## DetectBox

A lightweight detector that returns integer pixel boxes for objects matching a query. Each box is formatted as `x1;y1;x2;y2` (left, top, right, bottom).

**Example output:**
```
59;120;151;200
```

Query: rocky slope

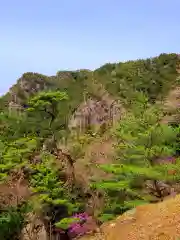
80;194;180;240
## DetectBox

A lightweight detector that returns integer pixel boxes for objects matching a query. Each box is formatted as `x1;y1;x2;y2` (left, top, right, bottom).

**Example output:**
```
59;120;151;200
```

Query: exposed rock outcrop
161;85;180;124
21;213;48;240
68;81;124;134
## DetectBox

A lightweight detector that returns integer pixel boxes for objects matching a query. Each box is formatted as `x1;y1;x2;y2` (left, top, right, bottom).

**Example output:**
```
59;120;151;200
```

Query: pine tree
27;91;69;151
27;90;68;129
91;92;180;222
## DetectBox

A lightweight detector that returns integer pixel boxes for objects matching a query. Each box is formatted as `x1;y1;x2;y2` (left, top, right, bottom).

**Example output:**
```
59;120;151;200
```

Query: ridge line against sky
0;0;180;95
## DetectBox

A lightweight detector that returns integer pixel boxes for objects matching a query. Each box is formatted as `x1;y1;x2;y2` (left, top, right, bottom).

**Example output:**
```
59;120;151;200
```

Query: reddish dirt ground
100;194;180;240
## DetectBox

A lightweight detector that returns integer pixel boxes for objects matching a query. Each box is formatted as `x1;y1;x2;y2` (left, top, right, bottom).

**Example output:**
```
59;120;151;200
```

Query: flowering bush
68;212;89;238
55;212;96;238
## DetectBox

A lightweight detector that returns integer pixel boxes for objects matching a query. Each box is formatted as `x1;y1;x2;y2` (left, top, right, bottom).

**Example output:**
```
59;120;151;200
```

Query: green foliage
28;91;68;128
55;217;80;230
28;91;68;111
0;137;38;182
30;152;75;209
92;93;180;220
97;213;115;223
95;53;179;105
0;53;179;234
0;88;88;236
0;203;30;240
68;133;94;160
0;111;25;142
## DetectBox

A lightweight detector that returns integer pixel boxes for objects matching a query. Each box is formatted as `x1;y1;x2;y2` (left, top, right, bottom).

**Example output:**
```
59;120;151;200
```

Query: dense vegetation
92;93;180;221
95;53;179;103
0;53;180;239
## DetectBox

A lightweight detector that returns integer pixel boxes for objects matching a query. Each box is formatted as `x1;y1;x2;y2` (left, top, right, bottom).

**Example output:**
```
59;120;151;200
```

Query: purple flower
67;212;90;238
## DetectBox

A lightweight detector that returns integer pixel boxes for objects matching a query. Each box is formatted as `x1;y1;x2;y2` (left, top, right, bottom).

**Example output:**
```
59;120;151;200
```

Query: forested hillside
0;53;180;240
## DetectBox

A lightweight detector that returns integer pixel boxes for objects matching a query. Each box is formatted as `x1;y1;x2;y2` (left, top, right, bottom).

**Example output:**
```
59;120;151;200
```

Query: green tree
0;137;38;182
28;91;68;128
94;53;179;104
91;93;180;222
27;91;69;150
0;204;29;240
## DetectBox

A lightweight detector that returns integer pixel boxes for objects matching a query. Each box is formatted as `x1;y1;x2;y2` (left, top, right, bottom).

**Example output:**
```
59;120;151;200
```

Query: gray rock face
21;213;48;240
69;97;123;133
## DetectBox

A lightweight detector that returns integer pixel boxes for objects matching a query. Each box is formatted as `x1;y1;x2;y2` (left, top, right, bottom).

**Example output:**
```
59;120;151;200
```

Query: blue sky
0;0;180;95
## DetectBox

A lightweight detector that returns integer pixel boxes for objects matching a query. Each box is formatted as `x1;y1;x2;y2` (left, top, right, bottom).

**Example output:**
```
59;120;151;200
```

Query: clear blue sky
0;0;180;95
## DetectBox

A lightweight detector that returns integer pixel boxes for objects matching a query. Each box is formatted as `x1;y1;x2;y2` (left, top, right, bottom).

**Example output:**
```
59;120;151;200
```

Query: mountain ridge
2;53;179;107
1;52;180;240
